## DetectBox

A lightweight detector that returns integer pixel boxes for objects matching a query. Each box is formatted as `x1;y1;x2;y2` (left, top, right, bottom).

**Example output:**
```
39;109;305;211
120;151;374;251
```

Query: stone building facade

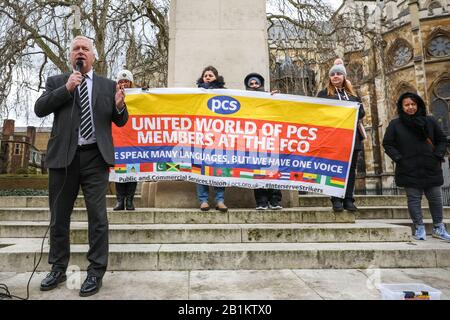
332;0;450;191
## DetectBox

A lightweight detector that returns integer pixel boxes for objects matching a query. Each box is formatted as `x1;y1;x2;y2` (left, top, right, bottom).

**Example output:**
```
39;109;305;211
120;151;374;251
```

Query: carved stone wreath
428;36;450;57
393;46;413;67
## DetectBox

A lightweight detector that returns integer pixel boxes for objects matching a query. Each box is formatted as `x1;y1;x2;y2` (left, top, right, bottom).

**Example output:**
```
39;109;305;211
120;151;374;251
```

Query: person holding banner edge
196;66;228;212
317;63;365;212
113;69;137;211
244;73;283;210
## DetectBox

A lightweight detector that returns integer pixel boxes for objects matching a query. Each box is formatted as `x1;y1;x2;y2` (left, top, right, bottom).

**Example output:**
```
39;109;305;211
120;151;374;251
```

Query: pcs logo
207;96;240;115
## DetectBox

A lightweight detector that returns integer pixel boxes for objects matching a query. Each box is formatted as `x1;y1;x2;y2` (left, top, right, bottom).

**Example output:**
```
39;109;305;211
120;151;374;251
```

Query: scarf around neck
399;112;428;140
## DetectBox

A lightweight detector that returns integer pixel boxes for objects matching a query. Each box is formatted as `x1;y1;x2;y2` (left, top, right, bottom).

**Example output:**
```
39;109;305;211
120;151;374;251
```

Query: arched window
428;1;442;15
430;78;450;135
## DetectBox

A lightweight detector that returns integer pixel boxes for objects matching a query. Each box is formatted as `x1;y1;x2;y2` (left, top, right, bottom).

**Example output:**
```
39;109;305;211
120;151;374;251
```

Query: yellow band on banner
125;92;357;130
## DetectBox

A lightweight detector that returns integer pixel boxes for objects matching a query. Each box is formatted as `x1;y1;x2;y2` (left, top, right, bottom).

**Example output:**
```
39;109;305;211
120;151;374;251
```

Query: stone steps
0;221;411;244
1;195;448;272
355;207;450;219
1;237;448;272
1;207;448;223
0;194;425;208
0;208;354;224
298;195;427;207
365;219;450;235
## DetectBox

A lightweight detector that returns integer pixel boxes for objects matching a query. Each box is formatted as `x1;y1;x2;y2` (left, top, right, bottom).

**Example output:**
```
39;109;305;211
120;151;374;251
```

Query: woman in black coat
383;92;450;241
317;64;365;212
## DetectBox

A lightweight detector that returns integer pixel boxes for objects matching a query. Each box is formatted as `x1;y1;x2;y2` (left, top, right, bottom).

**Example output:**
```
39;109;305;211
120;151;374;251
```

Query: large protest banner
110;88;359;198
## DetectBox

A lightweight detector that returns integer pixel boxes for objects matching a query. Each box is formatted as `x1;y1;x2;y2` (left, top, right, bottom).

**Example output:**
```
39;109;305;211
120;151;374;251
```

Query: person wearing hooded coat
317;64;365;212
383;92;450;241
195;66;228;212
244;73;283;210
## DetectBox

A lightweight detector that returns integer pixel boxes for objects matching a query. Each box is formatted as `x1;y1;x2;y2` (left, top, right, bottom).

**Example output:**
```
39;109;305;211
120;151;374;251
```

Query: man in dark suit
35;35;128;297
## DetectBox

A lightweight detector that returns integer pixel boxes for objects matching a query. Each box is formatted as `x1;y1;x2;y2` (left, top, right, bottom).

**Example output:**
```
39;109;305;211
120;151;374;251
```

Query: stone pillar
168;0;270;89
409;0;428;102
140;0;299;208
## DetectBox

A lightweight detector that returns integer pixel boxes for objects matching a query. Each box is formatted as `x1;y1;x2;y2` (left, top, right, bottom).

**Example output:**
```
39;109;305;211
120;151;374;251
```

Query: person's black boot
113;196;125;211
343;198;357;212
330;198;343;212
126;196;135;210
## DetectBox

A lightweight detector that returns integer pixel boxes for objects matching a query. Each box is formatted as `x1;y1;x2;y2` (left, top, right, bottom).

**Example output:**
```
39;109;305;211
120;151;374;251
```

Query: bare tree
1;0;373;124
0;0;170;123
266;0;376;95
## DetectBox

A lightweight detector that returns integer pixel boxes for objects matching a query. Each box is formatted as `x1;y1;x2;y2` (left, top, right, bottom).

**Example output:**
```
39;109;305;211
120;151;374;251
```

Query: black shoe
79;276;102;297
269;202;283;210
113;198;125;211
125;196;135;210
343;199;357;212
331;198;344;212
40;271;67;291
255;203;268;210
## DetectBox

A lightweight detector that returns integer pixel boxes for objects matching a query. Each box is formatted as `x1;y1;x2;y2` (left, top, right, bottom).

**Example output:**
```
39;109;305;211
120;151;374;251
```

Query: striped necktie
79;75;93;140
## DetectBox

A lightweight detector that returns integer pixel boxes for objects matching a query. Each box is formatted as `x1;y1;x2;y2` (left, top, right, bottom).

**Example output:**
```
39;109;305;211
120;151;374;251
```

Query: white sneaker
432;223;450;241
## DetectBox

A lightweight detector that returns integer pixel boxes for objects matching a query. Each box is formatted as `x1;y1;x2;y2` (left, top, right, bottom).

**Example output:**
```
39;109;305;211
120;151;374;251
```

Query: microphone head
75;59;83;72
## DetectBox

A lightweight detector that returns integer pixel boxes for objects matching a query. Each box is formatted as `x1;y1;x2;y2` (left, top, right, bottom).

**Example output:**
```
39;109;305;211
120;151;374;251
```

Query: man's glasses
330;72;343;76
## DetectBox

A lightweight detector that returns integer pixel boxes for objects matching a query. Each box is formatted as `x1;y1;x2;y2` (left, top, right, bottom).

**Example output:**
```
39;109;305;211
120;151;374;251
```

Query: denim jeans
196;184;225;203
404;186;443;226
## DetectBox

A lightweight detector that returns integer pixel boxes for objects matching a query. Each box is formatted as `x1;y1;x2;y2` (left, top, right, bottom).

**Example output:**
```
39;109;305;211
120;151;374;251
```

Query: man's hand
65;71;83;92
115;83;125;110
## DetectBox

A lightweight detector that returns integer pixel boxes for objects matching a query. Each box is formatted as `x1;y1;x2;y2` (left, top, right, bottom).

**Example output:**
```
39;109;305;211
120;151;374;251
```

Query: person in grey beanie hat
328;64;347;77
317;61;365;213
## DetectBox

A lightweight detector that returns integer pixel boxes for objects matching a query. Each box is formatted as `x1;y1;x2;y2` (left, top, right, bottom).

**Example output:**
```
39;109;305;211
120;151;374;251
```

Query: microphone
75;59;83;72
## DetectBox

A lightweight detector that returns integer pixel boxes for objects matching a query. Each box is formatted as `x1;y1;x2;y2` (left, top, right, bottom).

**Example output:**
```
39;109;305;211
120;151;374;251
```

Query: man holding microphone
35;35;128;297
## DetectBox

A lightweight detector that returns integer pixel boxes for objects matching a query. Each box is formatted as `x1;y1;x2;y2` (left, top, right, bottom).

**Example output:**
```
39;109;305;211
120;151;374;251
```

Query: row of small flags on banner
113;162;345;188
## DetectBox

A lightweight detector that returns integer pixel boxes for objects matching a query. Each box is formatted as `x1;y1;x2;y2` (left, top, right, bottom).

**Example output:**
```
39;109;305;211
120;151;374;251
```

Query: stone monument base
141;181;299;208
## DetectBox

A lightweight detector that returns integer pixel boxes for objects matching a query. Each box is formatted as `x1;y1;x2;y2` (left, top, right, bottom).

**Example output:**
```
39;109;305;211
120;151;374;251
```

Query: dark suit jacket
35;72;128;168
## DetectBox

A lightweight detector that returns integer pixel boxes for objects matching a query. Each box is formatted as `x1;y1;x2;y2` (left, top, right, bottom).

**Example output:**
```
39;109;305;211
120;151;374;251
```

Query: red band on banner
113;115;354;162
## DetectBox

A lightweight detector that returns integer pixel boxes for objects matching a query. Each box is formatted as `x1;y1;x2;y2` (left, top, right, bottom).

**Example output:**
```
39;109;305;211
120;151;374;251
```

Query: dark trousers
115;182;137;198
48;145;109;278
331;151;359;202
254;189;282;205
